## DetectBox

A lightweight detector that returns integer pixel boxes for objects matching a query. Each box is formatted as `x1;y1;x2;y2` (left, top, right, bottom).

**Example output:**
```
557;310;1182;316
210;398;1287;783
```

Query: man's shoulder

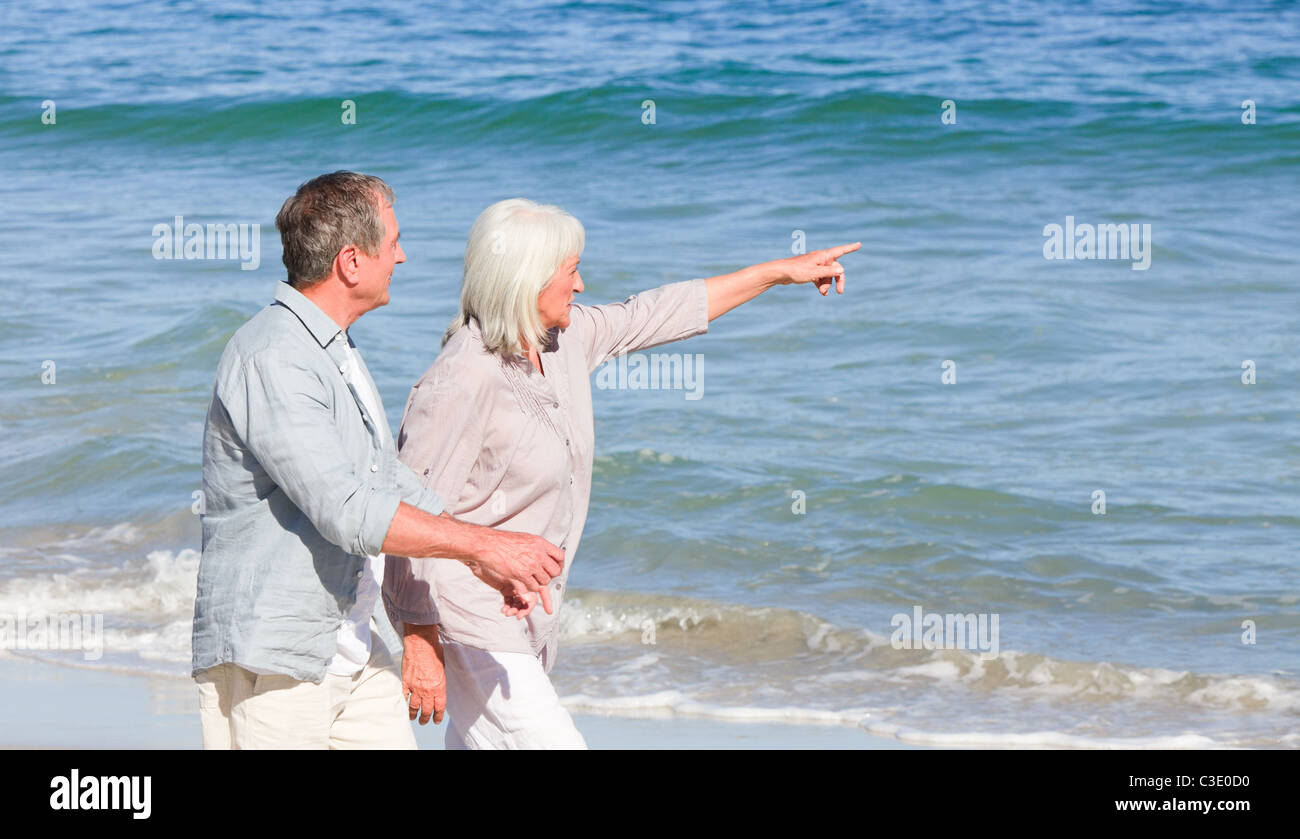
214;302;322;387
227;300;308;352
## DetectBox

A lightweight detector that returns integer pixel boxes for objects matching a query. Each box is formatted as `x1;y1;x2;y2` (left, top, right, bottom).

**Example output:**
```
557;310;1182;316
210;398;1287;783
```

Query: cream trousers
196;631;416;750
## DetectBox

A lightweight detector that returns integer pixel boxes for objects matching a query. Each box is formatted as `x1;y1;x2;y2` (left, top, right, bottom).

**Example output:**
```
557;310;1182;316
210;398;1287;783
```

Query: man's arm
223;348;562;604
382;503;561;614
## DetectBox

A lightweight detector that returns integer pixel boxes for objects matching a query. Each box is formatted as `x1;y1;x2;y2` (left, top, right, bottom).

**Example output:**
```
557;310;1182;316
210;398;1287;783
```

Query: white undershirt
325;340;389;677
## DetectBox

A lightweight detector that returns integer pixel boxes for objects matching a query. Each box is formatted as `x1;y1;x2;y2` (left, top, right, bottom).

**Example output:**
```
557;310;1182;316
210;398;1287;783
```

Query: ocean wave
557;591;1300;721
5;86;1294;161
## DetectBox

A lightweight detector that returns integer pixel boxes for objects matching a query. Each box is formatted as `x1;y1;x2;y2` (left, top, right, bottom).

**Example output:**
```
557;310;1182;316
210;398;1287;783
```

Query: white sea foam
0;548;198;617
561;691;869;726
0;547;198;668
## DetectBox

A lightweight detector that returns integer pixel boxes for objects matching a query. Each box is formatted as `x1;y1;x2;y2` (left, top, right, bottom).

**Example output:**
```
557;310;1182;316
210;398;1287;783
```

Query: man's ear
336;244;360;286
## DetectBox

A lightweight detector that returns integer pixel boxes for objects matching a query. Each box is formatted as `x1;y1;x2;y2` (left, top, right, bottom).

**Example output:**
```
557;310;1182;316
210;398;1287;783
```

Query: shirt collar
273;282;345;348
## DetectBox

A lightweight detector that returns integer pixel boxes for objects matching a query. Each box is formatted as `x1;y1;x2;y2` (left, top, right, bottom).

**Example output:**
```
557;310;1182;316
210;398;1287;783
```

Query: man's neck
299;282;361;331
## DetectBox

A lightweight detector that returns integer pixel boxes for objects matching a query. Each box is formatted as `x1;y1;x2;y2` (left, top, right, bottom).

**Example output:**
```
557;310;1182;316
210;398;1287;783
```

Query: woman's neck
522;343;544;377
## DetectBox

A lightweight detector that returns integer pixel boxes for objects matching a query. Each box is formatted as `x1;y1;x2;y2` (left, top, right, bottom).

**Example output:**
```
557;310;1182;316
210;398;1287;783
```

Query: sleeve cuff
382;590;441;628
688;277;710;335
360;481;444;558
411;485;446;518
358;488;404;558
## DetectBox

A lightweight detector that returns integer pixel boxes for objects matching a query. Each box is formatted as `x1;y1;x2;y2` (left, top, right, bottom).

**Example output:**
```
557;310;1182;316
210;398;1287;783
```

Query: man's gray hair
275;171;394;288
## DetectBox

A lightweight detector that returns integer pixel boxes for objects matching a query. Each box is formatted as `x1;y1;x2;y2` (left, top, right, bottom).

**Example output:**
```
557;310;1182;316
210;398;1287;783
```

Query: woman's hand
402;622;447;725
776;241;861;295
705;241;861;321
500;588;544;619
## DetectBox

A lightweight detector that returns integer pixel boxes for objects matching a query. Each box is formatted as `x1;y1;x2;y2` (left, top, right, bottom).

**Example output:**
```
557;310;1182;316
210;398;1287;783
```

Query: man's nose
574;274;583;293
396;243;406;264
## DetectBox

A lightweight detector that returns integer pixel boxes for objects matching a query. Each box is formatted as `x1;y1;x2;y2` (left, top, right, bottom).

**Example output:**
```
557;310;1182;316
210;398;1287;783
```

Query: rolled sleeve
221;348;404;558
381;573;440;626
395;460;446;518
570;278;710;373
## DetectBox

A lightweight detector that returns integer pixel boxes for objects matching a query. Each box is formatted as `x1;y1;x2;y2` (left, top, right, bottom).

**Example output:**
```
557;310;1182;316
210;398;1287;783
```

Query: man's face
538;253;583;330
355;202;405;311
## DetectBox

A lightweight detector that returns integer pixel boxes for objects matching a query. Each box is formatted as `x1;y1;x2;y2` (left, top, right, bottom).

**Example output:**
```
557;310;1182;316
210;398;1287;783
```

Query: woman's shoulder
414;320;503;393
399;328;503;442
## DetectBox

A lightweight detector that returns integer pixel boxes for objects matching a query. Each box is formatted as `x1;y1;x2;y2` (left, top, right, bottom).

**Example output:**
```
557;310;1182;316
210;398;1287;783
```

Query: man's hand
380;506;565;621
468;529;564;618
402;623;446;725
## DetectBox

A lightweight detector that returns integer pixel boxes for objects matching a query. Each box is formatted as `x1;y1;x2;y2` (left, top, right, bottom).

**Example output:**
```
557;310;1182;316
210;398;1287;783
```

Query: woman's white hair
444;198;585;357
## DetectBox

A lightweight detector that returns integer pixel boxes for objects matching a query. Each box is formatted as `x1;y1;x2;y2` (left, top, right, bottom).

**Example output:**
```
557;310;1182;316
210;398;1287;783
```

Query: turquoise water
1;1;1297;746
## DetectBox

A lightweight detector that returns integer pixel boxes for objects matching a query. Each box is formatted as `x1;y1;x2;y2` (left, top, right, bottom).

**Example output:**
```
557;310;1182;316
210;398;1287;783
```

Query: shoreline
0;654;929;750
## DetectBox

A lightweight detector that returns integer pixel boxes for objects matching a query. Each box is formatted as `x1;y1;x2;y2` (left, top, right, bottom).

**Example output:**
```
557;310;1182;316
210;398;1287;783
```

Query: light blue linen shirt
192;282;444;683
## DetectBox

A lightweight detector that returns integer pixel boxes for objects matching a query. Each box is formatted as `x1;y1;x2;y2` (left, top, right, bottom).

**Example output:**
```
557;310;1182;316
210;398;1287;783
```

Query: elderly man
192;171;564;749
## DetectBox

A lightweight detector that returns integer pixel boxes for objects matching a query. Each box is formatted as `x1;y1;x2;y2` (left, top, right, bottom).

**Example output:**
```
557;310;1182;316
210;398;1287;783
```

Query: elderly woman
383;198;858;749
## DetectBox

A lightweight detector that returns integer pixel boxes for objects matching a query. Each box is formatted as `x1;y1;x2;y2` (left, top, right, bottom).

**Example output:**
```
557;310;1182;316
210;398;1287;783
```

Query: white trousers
196;632;416;750
443;642;587;750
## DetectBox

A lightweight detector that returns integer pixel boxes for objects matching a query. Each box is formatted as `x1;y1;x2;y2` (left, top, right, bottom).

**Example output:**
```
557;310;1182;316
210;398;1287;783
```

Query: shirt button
356;571;363;579
369;464;378;472
569;476;574;485
565;439;570;446
553;402;559;408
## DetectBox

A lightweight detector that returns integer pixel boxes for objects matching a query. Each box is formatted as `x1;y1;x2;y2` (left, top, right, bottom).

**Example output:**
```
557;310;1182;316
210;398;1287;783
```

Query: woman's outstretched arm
705;241;861;321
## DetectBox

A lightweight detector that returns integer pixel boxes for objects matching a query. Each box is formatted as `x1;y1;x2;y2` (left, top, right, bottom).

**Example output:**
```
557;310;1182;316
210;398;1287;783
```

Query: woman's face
537;254;583;330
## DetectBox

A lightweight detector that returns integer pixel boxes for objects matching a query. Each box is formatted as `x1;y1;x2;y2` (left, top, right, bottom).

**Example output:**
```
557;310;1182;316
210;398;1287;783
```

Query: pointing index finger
824;242;861;260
